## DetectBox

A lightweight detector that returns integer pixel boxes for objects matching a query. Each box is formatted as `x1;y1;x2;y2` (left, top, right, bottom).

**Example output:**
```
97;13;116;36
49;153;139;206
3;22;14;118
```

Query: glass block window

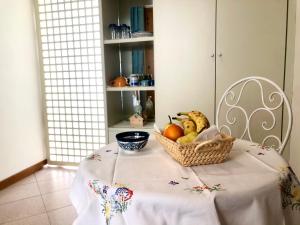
36;0;106;163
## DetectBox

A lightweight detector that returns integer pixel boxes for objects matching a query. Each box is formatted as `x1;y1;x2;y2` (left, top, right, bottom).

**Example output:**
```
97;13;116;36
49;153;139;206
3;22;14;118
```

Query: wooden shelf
106;86;155;91
104;36;154;45
109;120;155;131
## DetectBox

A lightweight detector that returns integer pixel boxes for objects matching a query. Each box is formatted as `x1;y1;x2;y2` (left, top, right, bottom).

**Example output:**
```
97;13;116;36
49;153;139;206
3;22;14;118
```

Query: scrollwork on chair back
216;76;292;154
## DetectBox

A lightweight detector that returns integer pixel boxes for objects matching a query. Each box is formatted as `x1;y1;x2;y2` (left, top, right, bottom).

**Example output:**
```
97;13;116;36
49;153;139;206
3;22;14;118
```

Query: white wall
290;0;300;177
0;0;47;181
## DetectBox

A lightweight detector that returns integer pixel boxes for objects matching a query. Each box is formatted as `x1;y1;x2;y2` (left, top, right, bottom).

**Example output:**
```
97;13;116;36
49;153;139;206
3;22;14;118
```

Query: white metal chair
216;76;292;154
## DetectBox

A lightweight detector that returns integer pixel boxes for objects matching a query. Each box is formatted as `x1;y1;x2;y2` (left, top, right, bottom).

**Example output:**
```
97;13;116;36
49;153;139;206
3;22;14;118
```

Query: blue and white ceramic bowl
116;131;149;152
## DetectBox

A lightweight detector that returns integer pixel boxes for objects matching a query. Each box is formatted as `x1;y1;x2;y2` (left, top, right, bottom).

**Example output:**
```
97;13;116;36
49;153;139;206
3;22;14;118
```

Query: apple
163;116;184;141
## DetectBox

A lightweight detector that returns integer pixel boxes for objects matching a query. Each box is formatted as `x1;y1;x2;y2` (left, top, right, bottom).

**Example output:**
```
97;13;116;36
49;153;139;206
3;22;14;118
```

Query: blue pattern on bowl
116;131;149;152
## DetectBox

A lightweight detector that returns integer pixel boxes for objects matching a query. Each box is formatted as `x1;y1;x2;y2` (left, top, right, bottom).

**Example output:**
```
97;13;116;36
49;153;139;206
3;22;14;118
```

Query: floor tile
42;189;71;211
47;206;77;225
37;176;74;195
11;175;36;187
0;196;45;224
0;183;40;205
35;166;77;182
0;213;50;225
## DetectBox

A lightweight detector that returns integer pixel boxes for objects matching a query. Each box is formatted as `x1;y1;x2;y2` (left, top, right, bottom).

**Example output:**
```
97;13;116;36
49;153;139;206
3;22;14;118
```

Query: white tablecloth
70;137;300;225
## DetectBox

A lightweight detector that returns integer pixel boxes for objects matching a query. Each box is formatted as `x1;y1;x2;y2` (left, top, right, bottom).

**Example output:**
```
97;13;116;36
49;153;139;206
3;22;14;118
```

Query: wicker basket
154;132;235;167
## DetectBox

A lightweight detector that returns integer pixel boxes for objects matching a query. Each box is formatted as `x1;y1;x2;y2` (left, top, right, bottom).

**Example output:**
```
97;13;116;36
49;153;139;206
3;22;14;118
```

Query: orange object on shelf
110;75;128;87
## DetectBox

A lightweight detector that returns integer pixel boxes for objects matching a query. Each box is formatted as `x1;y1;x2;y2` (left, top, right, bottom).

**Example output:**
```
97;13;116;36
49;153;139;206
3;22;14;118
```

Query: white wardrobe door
216;0;287;145
154;0;216;128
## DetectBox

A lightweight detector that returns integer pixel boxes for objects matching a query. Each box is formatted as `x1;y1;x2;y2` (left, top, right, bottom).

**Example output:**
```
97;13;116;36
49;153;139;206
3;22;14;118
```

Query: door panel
216;0;287;146
154;0;216;128
35;0;107;163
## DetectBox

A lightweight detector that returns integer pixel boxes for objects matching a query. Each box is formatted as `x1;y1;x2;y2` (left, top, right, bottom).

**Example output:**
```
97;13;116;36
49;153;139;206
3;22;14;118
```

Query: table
70;136;300;225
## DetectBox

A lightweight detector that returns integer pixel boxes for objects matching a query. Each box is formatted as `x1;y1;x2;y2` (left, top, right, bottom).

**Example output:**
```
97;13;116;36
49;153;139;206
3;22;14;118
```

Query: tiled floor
0;165;78;225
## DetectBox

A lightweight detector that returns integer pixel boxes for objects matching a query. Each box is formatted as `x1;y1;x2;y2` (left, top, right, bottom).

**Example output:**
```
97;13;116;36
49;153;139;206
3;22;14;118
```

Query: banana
292;186;300;201
172;117;196;135
177;111;210;133
176;131;198;144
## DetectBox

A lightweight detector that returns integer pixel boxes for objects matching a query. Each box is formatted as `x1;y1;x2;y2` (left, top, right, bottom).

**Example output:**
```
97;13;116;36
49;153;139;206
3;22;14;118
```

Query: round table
70;137;300;225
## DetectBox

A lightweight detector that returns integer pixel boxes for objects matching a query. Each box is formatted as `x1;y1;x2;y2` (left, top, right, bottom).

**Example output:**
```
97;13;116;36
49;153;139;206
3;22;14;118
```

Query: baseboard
0;159;47;190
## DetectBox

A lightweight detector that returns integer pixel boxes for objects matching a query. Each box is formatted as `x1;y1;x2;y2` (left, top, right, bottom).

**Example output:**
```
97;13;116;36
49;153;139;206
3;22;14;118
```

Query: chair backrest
216;76;292;154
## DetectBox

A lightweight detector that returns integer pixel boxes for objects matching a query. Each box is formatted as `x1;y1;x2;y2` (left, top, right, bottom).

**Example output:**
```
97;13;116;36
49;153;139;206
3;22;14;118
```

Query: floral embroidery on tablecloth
249;143;278;155
89;180;133;225
258;144;274;151
185;184;224;193
169;181;179;185
279;166;300;210
86;153;102;161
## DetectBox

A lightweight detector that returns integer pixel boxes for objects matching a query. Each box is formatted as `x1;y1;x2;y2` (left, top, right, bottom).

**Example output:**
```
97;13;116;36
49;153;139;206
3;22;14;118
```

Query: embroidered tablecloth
70;137;300;225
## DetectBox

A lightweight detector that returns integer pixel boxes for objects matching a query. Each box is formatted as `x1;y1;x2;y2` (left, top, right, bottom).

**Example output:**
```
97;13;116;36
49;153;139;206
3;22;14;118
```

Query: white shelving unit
109;120;154;130
104;36;154;45
106;86;155;91
101;0;155;143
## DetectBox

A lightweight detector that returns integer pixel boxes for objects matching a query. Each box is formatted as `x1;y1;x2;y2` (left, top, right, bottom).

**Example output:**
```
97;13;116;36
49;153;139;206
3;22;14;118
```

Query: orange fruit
163;116;184;141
